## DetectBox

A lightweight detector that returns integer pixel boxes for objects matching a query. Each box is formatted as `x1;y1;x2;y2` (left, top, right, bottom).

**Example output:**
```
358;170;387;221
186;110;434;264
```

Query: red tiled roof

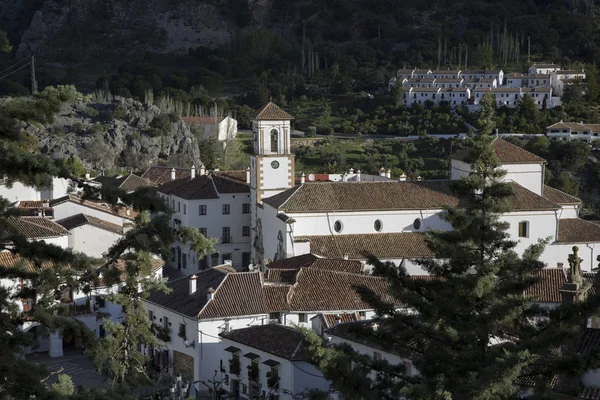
265;269;298;284
199;271;267;319
1;216;69;239
579;386;600;399
49;194;137;220
0;250;65;272
557;219;600;243
451;138;546;164
295;233;435;260
267;254;319;270
254;102;294;120
220;324;311;361
267;254;363;274
288;268;393;312
543;185;582;205
141;166;192;186
157;175;219;200
577;328;600;354
263;285;292;312
524;268;567;303
56;214;124;235
16;200;51;209
211;171;249;193
321;312;359;328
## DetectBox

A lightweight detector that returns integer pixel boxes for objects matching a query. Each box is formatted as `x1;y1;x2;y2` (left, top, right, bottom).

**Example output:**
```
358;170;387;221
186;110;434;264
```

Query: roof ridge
195;270;231;318
290;337;305;360
19;217;65;234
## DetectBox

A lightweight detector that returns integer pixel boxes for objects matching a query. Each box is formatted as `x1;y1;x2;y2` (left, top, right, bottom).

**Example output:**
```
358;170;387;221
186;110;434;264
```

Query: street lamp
170;373;190;400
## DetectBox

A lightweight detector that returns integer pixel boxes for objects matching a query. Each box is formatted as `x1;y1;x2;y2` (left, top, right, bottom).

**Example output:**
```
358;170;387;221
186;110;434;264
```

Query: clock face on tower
271;160;280;169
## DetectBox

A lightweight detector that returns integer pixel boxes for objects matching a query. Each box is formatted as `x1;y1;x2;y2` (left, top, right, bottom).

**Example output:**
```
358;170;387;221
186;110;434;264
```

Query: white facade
0;181;41;203
52;200;133;225
546;122;600;143
66;224;123;258
529;64;561;75
219;333;330;399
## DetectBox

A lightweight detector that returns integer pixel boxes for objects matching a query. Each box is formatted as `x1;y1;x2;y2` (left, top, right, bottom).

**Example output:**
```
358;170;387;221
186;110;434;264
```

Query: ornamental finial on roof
568;246;583;284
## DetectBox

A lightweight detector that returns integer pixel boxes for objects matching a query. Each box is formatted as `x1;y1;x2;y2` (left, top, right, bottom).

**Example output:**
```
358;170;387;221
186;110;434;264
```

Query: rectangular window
242;252;251;269
211;253;219;266
183;204;186;215
182;253;187;269
199;256;208;270
97;296;106;308
177;202;180;212
99;324;106;338
223;204;230;215
199;228;208;237
163;316;169;330
172;199;175;209
242;226;250;237
222;227;231;243
199;205;207;215
171;248;176;262
299;313;307;323
148;310;154;321
518;221;529;238
242;203;251;214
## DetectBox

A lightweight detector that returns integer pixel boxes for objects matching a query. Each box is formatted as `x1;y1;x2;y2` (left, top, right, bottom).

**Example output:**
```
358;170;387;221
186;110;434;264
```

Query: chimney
42;200;49;208
416;176;422;181
386;169;391;179
398;173;407;182
343;253;349;260
300;173;306;184
123;221;134;234
126;208;131;216
200;164;206;175
348;168;354;174
356;170;361;182
170;168;176;181
246;167;251;184
379;167;386;177
190;165;196;179
214;167;220;172
189;275;197;295
85;173;91;180
207;287;215;300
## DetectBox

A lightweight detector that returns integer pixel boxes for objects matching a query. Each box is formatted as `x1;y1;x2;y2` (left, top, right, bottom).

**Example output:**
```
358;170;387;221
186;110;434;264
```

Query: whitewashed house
255;138;600;273
472;87;553;109
527;74;552;88
506;73;528;88
157;168;252;272
55;213;129;257
529;64;561;75
430;69;461;79
181;116;237;144
143;267;270;392
546;121;600;142
218;324;330;400
464;78;498;90
50;194;137;225
1;216;69;249
0;176;72;204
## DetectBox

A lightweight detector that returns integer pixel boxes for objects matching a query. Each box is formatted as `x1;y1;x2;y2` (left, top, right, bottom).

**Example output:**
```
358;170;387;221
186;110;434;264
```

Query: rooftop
254;102;294;120
93;173;155;192
557;219;600;244
141;166;192;186
451;138;546;164
157;171;249;199
220;324;311;361
542;185;582;205
296;232;435;260
0;216;69;240
267;254;363;274
56;213;124;235
49;194;137;220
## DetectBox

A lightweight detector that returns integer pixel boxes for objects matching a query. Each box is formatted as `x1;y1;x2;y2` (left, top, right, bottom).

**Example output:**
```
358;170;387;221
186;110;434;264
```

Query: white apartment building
460;69;504;84
157;168;252;272
402;87;471;107
218;324;330;400
471;87;553;109
546;121;600;142
529;64;562;75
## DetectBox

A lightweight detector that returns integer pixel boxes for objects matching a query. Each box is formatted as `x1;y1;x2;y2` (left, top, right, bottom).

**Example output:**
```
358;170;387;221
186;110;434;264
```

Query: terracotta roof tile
157;175;219;200
56;214;124;235
265;269;298;284
118;174;156;191
577;328;600;354
267;254;319;270
321;312;359;328
49;194;137;220
220;324;311;361
267;254;363;274
295;233;435;260
289;269;393;312
16;200;51;209
451;138;546;164
524;268;567;303
514;363;559;389
264;181;462;212
199;271;267;319
263;285;292;312
254;102;294;120
211;171;249;193
543;185;582;205
557;219;600;243
508;183;559;211
141;166;192;186
0;216;69;239
0;250;64;272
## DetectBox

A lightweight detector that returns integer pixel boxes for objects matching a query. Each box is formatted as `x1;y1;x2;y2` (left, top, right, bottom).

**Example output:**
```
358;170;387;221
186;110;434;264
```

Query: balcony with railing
267;370;279;389
151;323;171;342
247;363;259;382
229;357;240;375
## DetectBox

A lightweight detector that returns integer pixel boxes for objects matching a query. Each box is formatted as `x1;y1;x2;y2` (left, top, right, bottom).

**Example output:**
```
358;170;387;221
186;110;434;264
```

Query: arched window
270;129;279;152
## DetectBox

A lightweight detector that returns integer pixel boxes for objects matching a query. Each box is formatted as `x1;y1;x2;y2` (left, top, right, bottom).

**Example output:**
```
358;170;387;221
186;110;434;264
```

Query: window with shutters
199;205;207;215
223;204;230;215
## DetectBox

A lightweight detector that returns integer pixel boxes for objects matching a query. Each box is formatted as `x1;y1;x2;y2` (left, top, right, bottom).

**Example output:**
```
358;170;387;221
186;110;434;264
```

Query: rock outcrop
16;96;202;172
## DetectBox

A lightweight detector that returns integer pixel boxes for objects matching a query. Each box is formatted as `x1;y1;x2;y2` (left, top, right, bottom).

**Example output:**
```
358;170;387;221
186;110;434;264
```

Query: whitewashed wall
67;225;122;258
259;203;290;262
53;202;129;225
0;182;41;203
41;178;73;200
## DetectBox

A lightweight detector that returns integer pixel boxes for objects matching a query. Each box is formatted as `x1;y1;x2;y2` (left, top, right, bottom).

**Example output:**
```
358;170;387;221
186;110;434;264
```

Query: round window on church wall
413;218;421;230
374;219;383;232
334;220;343;233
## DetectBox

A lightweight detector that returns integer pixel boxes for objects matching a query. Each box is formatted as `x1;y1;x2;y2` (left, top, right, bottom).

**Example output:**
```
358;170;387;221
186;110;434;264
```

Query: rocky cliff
14;96;202;173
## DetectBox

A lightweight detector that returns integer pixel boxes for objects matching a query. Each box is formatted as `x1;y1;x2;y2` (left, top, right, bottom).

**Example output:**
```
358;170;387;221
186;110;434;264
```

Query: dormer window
270;129;278;152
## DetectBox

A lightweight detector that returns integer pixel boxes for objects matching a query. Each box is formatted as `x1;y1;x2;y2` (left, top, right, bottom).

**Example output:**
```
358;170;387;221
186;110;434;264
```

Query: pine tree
586;63;600;102
305;92;600;399
0;87;215;396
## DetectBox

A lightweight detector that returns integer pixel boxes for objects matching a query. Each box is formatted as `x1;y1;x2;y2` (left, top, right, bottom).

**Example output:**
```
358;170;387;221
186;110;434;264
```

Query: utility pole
30;55;38;94
527;36;531;64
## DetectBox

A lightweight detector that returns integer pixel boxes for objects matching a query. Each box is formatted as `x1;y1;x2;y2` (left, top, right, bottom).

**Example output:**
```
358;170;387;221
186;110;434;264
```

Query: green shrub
73;122;84;134
85;107;100;118
317;126;334;136
149;114;173;137
91;123;106;135
113;106;127;120
306;126;317;137
37;85;88;103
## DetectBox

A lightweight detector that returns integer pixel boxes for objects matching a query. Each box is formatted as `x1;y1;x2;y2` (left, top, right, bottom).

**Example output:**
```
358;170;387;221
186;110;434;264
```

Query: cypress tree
306;92;600;399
